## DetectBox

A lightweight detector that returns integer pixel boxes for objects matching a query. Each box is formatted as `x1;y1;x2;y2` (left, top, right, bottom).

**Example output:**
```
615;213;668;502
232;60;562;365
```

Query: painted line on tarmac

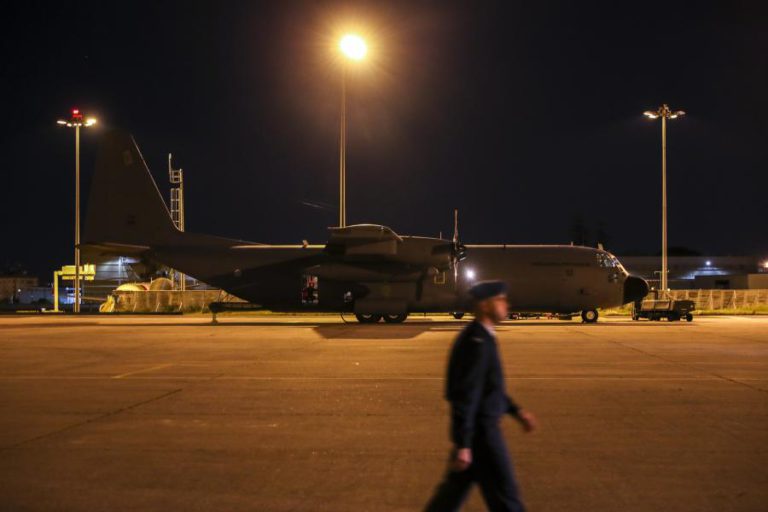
111;363;175;379
1;375;765;381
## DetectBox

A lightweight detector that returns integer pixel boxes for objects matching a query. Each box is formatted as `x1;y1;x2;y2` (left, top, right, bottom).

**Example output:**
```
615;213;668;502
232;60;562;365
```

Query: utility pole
57;110;97;312
337;33;367;227
643;104;685;292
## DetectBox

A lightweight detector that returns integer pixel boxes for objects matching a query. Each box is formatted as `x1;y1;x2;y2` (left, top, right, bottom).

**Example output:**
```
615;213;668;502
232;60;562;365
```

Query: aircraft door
300;275;319;306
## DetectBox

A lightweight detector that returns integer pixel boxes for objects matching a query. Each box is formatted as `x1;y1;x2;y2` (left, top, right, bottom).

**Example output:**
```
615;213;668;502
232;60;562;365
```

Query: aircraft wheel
452;312;465;320
685;313;693;322
581;309;599;323
355;313;382;324
383;313;408;323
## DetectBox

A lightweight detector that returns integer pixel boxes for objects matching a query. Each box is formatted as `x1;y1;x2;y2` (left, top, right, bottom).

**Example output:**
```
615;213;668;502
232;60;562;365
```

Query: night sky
3;1;767;279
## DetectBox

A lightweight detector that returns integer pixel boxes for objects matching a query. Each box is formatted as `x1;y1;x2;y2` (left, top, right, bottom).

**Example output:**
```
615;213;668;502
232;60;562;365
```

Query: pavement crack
588;333;768;395
0;388;183;453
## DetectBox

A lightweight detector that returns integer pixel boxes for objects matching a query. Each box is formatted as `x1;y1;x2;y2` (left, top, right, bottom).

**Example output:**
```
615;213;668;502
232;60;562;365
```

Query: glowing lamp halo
339;34;367;61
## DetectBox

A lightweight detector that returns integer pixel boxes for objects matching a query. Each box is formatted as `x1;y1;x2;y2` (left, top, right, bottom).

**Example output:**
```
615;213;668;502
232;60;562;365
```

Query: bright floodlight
85;118;97;126
340;34;367;60
465;269;476;280
644;111;659;119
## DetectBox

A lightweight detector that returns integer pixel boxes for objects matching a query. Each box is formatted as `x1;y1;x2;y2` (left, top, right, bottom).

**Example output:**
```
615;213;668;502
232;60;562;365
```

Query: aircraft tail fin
84;130;180;248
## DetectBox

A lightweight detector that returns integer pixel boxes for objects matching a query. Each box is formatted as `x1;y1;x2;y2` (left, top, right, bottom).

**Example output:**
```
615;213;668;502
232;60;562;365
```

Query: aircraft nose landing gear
581;309;599;323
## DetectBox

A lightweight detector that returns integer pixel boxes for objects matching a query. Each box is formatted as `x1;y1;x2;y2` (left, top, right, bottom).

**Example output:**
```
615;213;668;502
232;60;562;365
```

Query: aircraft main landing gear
383;313;408;323
355;313;382;323
581;309;599;323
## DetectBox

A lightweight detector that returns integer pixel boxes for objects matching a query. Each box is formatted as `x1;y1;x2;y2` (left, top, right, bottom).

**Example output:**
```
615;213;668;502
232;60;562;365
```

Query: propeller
451;209;467;289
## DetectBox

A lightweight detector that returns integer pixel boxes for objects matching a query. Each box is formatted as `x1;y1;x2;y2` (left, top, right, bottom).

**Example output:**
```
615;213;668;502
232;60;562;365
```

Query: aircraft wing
322;224;453;275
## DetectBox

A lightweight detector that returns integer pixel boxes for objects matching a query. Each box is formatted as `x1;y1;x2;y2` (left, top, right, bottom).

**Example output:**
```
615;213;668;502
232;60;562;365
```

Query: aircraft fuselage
151;239;643;315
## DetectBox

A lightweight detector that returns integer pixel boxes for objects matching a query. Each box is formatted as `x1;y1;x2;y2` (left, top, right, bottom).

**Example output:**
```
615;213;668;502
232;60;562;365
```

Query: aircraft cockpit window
596;252;621;269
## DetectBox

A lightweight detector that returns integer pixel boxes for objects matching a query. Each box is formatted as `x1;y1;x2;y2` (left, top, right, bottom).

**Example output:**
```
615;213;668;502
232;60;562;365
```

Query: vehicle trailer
632;290;694;322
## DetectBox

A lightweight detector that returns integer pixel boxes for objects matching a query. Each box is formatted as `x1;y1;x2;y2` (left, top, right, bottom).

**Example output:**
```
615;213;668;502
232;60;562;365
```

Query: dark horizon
3;1;767;280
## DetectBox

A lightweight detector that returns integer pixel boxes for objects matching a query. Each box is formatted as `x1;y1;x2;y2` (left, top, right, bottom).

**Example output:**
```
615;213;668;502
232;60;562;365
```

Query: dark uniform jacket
446;320;520;448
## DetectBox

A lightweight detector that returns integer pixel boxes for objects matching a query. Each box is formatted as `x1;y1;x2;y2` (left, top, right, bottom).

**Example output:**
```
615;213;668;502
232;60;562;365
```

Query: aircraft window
596;253;621;268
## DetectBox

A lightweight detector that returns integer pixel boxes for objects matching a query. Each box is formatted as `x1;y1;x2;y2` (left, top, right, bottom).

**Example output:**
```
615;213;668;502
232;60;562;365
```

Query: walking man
425;280;537;512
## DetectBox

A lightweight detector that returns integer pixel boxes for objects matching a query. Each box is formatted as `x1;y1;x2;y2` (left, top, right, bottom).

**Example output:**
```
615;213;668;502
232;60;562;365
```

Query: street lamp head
340;34;367;60
644;106;685;120
57;110;98;128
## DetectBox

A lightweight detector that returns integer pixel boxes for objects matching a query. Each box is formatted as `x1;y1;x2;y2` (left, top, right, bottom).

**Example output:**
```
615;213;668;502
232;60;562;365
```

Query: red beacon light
70;108;84;123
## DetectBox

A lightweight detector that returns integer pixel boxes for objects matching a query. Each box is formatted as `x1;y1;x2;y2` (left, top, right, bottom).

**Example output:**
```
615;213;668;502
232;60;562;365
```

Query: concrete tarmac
0;315;766;512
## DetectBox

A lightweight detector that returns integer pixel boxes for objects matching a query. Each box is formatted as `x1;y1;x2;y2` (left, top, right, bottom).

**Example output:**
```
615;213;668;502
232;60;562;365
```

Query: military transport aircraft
83;131;649;323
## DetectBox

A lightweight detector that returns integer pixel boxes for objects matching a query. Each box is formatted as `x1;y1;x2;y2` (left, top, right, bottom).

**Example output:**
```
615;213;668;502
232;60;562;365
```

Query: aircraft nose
623;275;649;304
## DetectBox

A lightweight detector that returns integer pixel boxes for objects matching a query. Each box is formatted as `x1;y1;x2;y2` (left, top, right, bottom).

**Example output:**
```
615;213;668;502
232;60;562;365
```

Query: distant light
56;120;67;125
72;109;80;115
465;269;476;280
340;34;367;60
643;111;658;119
763;261;768;269
85;118;97;126
705;260;711;267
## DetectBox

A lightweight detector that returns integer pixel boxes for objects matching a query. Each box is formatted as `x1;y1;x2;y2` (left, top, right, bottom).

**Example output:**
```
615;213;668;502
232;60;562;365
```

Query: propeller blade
453;208;459;243
451;209;462;291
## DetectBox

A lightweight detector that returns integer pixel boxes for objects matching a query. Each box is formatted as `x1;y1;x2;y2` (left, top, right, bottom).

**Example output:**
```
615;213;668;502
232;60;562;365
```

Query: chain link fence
667;289;768;311
101;289;768;314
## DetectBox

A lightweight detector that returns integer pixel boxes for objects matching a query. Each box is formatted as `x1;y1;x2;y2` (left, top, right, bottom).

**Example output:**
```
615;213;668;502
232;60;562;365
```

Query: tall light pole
338;34;367;228
57;109;97;312
644;104;685;292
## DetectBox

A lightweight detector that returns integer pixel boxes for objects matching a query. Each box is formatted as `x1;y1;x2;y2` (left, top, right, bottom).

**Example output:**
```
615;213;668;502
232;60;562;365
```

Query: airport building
0;275;38;303
620;256;768;289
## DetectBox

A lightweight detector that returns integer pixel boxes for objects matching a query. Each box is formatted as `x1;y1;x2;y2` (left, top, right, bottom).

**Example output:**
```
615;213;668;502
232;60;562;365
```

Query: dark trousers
424;421;525;512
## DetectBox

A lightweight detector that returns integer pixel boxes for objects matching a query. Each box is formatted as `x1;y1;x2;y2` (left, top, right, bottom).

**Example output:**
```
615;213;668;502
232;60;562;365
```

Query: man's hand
516;409;538;433
451;448;472;472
